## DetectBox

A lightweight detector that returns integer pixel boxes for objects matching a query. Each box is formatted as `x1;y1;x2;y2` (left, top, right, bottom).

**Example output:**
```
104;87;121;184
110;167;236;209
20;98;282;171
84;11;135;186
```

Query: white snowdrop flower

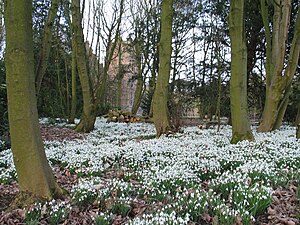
3;119;300;224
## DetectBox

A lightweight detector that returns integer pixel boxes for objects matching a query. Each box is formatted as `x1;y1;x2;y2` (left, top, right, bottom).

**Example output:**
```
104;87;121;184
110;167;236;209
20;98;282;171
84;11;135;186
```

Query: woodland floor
0;119;300;224
0;168;299;225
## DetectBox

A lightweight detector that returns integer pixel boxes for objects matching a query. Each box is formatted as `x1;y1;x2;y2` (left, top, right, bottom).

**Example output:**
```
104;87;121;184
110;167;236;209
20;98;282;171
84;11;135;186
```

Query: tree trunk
35;0;59;95
4;0;62;201
216;36;222;132
96;0;124;107
132;76;143;115
257;86;282;131
62;0;77;124
65;57;70;118
170;45;179;93
148;51;159;117
68;38;77;124
117;79;122;109
56;47;65;118
131;42;144;115
257;0;300;132
71;0;96;132
272;84;292;130
153;0;173;137
229;0;254;144
116;39;123;109
297;102;300;139
96;67;108;106
273;6;300;128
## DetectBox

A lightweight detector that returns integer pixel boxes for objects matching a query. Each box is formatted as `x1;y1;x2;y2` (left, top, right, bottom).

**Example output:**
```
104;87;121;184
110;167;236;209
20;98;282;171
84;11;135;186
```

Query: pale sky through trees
81;0;233;82
83;0;129;63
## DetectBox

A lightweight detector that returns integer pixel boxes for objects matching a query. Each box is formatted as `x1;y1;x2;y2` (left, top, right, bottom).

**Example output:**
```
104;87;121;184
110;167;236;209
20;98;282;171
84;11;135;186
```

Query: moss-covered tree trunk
4;0;62;201
35;0;59;95
229;0;254;144
257;0;300;132
153;0;173;137
71;0;96;132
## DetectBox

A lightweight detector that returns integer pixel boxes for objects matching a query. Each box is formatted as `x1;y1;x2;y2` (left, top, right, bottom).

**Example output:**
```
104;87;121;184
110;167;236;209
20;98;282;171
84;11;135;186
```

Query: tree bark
257;0;300;132
272;84;291;130
131;42;144;115
148;49;159;117
71;0;96;132
4;0;62;201
273;6;300;129
116;39;123;110
296;102;300;139
229;0;254;144
68;37;77;124
35;0;59;95
153;0;173;136
216;35;222;132
96;0;125;107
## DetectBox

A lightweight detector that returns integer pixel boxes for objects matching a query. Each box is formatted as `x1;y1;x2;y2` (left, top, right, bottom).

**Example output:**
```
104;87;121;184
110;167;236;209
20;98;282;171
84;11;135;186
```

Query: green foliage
72;189;98;209
32;0;81;120
111;202;131;217
37;47;73;118
25;203;42;225
46;201;71;225
97;103;112;116
94;213;111;225
174;190;208;222
32;0;51;48
232;184;272;217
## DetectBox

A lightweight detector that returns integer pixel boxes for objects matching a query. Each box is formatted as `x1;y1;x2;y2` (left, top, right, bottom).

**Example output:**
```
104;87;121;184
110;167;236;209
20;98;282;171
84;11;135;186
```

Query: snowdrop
1;117;300;224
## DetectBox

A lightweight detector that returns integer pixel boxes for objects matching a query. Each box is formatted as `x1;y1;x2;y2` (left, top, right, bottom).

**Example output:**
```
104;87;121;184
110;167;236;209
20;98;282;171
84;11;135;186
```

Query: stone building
106;39;139;112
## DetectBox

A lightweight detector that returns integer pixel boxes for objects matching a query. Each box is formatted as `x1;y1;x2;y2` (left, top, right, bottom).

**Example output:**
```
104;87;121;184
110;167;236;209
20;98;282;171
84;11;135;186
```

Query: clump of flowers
172;188;208;222
232;183;272;219
25;203;42;225
45;200;71;225
111;201;131;217
94;212;112;225
2;118;300;224
72;188;98;209
126;210;190;225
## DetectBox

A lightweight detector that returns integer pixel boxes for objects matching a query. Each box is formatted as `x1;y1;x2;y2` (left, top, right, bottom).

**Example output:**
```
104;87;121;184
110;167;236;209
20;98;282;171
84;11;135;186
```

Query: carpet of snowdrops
1;117;300;224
